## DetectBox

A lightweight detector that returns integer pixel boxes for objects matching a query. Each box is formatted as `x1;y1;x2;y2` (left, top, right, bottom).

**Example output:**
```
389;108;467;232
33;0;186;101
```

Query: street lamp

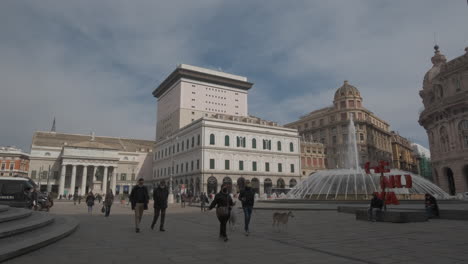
168;135;178;204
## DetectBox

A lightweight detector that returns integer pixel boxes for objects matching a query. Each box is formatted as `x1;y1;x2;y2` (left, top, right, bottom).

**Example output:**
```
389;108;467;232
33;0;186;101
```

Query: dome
424;45;446;83
334;80;361;101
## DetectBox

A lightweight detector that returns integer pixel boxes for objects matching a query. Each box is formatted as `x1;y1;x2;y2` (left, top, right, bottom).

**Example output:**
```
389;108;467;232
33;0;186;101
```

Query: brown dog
272;211;294;231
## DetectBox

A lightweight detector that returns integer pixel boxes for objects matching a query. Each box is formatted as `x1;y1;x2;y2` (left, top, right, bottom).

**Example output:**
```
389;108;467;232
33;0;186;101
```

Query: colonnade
58;164;118;196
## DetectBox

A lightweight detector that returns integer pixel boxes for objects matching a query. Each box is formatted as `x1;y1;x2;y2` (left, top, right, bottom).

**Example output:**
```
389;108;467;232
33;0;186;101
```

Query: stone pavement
5;201;468;264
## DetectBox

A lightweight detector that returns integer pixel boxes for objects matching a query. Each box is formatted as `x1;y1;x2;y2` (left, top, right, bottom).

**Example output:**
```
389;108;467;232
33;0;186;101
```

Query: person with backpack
208;184;234;242
239;181;256;236
86;191;95;214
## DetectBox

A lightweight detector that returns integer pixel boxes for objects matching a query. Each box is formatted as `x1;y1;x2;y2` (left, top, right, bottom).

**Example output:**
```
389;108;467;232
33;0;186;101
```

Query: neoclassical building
285;81;393;169
0;146;29;177
29;131;153;195
418;45;468;195
300;141;327;177
151;64;301;195
390;131;418;174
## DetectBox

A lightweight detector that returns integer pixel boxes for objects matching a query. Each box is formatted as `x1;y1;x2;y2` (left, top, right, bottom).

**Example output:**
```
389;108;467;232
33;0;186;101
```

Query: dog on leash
272;211;294;231
228;208;237;230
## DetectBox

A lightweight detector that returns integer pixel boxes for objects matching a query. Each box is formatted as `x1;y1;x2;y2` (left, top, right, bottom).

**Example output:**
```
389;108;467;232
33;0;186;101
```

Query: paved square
5;202;468;264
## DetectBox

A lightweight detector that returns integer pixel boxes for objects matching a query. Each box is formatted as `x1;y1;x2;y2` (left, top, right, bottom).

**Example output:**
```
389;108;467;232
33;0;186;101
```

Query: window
459;120;468;148
186;162;188;172
177;143;179;152
277;141;282;151
225;160;230;170
252;161;257;172
182;142;184;151
263;139;272;150
340;101;346;108
181;164;184;173
239;161;244;171
289;142;294;152
197;134;201;146
121;173;127;181
319;119;324;126
197;159;200;170
278;163;283;172
290;164;295;173
265;162;270;172
341;113;347;121
53;171;59;180
332;136;337;144
9;163;14;170
210;159;215;169
360;133;364;141
186;139;189;149
252;138;257;149
348;100;355;107
131;173;136;181
210;134;215;145
191;161;194;171
357;101;361;107
176;165;179;174
31;170;37;179
225;135;230;146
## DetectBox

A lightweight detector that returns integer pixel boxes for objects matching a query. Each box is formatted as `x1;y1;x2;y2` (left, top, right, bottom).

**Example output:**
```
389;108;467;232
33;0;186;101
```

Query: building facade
0;147;29;177
285;81;393;169
418;45;468;195
152;64;302;195
411;143;432;181
29;131;153;195
300;141;327;177
390;131;418;174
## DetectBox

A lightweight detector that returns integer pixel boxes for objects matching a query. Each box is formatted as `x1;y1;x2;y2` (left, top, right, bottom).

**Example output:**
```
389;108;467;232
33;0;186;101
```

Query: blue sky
1;0;468;151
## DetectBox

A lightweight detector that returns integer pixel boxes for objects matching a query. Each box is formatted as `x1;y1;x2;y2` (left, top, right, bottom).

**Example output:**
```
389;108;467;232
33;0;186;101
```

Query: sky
1;0;467;152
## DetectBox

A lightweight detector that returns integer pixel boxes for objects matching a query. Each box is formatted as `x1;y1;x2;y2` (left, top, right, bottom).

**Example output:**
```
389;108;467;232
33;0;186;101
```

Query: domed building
419;45;468;195
286;81;393;170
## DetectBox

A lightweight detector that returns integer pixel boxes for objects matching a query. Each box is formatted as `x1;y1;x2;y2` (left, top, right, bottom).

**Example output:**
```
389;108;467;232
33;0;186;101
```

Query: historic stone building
411;143;432;181
152;64;301;195
0;146;29;177
299;141;327;177
285;81;393;169
418;45;468;195
390;131;418;174
29;131;154;195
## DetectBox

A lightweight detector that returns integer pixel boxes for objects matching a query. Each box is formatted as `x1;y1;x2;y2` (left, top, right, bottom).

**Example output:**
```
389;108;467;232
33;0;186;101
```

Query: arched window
277;141;282;151
289;142;294;152
440;126;450;152
209;134;215;145
225;135;230;146
45;152;51;156
459;120;468;149
252;138;257;149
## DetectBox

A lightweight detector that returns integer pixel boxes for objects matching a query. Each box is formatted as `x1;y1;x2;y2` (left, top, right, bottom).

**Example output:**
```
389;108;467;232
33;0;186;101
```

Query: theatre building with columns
28;131;154;196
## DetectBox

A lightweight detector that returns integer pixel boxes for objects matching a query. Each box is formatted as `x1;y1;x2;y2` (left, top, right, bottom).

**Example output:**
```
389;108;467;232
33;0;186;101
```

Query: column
102;166;108;194
89;166;95;193
58;164;66;196
70;165;77;195
81;165;88;196
110;167;117;193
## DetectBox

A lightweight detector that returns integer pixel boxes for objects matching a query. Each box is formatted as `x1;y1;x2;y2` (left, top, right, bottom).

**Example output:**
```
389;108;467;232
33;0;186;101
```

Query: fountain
288;115;450;200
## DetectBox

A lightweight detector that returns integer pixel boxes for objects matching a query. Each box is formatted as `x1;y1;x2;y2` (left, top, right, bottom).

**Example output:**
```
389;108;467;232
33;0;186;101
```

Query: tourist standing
73;192;78;205
425;193;439;218
239;181;255;235
104;189;114;217
151;181;169;231
86;191;95;214
200;192;208;212
208;185;234;242
129;178;149;233
181;192;187;208
368;194;383;222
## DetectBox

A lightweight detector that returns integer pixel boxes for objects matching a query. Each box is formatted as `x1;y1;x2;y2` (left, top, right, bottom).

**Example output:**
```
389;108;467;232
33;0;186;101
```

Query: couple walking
129;178;168;233
208;181;255;241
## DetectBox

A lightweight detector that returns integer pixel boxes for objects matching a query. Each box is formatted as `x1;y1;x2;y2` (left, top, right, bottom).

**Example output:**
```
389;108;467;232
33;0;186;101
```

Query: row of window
156;159;201;178
209;134;295;152
156;134;201;160
208;159;295;173
0;163;15;170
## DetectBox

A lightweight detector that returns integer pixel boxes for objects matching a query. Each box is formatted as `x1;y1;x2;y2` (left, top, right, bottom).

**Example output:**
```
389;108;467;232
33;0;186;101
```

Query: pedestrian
151;181;169;231
181;192;187;208
129;178;150;233
200;192;207;212
368;193;383;222
73;192;78;205
104;189;114;217
96;194;102;204
78;195;82;204
208;184;234;242
86;191;95;214
425;193;439;218
239;181;255;236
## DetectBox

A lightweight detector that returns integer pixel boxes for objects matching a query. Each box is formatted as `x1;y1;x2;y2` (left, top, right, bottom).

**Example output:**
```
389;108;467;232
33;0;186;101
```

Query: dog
228;208;238;231
272;211;294;232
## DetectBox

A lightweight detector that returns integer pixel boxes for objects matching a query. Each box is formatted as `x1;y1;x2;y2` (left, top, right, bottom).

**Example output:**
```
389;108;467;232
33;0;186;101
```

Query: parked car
0;176;38;208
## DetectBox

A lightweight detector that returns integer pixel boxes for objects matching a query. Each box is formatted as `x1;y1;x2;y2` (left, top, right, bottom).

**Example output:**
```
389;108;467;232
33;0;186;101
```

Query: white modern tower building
151;64;301;196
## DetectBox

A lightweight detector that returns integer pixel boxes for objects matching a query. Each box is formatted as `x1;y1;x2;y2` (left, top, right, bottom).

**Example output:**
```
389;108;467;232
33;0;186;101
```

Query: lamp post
168;135;178;204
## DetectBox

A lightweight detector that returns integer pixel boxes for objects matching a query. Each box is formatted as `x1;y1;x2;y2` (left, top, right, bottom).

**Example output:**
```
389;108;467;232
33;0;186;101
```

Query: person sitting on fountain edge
368;193;383;222
424;193;439;218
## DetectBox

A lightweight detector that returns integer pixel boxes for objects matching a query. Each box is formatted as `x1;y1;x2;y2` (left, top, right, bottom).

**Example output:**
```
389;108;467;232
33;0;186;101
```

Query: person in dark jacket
425;193;439;218
86;191;95;214
239;181;255;235
30;188;38;210
368;193;383;222
208;185;234;242
200;192;209;212
129;178;150;233
104;189;114;217
151;181;169;231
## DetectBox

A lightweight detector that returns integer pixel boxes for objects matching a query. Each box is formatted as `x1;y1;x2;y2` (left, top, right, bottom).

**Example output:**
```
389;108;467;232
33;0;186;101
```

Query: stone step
0;212;54;239
0;208;32;223
0;205;9;213
0;216;78;262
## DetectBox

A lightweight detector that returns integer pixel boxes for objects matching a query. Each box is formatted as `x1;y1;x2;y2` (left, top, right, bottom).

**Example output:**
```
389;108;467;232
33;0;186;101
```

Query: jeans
217;213;230;238
426;206;434;218
368;208;381;221
87;205;93;213
151;207;166;228
105;205;111;217
243;206;253;232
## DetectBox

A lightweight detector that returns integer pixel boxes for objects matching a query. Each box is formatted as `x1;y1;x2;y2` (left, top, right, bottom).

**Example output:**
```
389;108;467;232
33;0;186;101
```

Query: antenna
51;117;56;132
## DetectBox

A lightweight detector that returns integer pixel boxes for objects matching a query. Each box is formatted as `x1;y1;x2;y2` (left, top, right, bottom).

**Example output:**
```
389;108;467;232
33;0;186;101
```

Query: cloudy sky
1;0;467;151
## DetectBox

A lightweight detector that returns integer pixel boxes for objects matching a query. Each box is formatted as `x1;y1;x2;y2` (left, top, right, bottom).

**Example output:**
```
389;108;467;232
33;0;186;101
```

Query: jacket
153;187;169;209
86;194;95;206
129;185;149;210
239;187;255;208
209;192;234;210
370;197;383;209
104;193;114;207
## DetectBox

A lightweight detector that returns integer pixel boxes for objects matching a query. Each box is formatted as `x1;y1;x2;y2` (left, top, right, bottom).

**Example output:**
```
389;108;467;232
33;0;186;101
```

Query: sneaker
136;228;140;233
224;237;229;242
160;228;165;232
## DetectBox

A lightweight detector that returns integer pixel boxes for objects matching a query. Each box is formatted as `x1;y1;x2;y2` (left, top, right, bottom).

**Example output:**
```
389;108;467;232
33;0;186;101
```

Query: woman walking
208;185;234;242
104;189;114;217
86;191;95;214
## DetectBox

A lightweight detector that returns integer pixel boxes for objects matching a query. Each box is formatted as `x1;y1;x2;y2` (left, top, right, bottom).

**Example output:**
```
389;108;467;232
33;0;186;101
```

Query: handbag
101;206;105;213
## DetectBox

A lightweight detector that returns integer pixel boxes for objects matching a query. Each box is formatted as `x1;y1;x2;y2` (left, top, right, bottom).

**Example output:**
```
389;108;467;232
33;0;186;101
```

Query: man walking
129;178;149;233
239;181;255;236
151;181;169;231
